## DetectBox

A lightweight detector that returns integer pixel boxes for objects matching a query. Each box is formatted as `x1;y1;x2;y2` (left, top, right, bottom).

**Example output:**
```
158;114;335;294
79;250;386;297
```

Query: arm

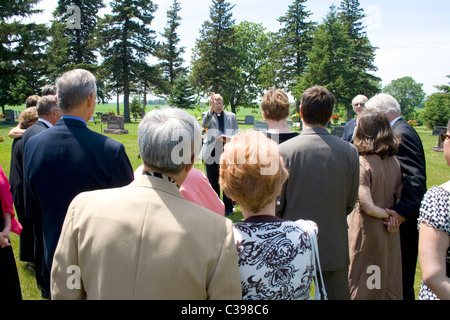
393;124;427;220
207;219;242;300
346;147;360;214
51;198;86;300
359;184;389;219
419;222;450;299
8;125;25;139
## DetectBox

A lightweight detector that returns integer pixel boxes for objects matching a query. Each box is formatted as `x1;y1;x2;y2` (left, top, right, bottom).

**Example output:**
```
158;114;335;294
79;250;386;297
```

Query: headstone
331;126;345;138
286;120;293;127
244;115;255;125
4;109;16;124
432;126;447;136
104;115;128;134
433;131;445;152
253;121;269;132
101;114;109;124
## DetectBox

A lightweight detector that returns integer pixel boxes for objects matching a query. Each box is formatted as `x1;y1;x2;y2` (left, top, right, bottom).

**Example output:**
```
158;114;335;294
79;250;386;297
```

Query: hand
209;92;215;114
0;232;11;248
385;208;406;223
385;216;400;233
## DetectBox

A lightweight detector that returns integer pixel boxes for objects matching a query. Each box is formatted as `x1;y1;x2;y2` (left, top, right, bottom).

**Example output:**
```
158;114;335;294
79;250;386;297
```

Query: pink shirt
0;164;22;234
180;168;225;216
134;166;224;216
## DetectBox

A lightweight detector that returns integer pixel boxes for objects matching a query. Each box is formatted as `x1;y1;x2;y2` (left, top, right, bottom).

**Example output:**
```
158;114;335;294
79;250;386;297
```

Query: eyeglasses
353;103;365;107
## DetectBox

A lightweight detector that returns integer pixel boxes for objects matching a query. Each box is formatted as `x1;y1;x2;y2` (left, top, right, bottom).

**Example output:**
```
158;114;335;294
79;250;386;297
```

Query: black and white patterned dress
233;215;314;300
417;185;450;300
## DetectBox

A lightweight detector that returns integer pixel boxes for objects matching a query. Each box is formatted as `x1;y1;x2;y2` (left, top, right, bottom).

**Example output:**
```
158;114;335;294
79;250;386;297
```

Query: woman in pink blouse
0;164;22;300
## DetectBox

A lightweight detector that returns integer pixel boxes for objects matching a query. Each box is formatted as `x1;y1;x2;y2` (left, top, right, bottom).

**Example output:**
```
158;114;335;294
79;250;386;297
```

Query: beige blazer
277;127;360;271
51;175;242;300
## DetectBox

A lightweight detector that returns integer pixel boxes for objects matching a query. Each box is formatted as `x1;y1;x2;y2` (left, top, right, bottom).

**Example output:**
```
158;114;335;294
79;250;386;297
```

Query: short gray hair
366;93;402;115
37;95;59;117
56;69;96;112
138;108;202;175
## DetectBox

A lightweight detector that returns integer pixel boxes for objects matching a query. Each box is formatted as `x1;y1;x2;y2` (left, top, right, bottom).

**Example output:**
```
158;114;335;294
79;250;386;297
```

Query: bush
421;93;450;129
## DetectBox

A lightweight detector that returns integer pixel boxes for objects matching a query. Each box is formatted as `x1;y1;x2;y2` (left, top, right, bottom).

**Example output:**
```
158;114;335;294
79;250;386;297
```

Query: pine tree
190;0;239;113
169;73;195;109
276;0;316;109
155;0;186;91
294;6;356;108
0;0;48;112
97;0;158;123
338;0;380;118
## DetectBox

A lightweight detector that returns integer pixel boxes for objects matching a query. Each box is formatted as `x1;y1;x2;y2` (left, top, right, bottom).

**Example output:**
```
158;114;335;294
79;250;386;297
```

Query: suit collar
301;126;330;135
56;117;88;128
131;175;184;200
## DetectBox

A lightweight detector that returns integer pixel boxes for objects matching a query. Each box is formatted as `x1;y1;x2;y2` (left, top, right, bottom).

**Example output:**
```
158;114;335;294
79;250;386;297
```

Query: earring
276;196;281;206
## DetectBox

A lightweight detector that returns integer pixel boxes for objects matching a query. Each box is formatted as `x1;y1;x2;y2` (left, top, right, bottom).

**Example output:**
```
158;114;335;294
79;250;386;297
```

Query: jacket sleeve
347;146;360;215
202;111;214;128
51;197;86;300
206;219;242;300
111;144;134;188
393;125;427;220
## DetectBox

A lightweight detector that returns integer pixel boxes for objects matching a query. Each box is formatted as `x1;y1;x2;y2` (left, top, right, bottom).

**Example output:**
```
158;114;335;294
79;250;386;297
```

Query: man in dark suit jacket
367;93;427;300
20;95;61;298
24;69;134;298
276;86;360;300
343;94;368;143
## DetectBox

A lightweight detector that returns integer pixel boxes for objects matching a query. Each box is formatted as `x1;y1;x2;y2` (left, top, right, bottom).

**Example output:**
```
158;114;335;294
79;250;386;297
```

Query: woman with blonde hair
261;89;299;144
220;130;316;300
348;109;403;300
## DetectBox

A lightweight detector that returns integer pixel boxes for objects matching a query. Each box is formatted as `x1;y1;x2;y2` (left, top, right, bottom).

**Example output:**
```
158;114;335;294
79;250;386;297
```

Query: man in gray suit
201;93;239;215
276;86;360;300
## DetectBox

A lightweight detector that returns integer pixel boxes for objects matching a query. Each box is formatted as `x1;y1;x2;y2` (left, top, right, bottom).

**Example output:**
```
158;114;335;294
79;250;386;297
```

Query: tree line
1;0;447;125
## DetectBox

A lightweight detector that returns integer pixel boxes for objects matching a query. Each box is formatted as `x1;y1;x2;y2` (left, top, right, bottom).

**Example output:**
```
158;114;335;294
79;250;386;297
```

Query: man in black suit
367;93;427;300
24;69;134;298
21;95;61;298
343;94;368;143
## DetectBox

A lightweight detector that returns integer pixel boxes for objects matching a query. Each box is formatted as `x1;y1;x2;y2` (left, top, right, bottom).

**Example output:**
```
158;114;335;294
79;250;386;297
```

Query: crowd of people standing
1;68;448;301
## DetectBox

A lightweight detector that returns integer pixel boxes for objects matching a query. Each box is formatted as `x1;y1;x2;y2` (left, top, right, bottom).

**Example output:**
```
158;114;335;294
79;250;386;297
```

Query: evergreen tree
190;0;239;113
0;0;48;112
155;0;186;92
338;0;380;118
294;6;356;109
276;0;316;109
97;0;158;123
169;72;195;109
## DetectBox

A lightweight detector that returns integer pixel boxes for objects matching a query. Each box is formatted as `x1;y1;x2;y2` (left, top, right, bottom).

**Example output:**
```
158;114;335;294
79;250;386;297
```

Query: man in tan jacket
51;108;242;300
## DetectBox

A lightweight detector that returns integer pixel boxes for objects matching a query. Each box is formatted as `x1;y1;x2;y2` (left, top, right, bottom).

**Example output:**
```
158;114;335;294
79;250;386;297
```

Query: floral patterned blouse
233;215;314;300
417;185;450;300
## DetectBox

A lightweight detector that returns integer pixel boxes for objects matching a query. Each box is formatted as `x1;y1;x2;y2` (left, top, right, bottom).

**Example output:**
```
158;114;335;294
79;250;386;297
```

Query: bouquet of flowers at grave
332;114;340;123
407;119;418;127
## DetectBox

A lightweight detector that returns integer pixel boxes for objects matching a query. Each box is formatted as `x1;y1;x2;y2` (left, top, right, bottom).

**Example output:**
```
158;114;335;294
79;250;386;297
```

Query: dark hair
26;95;40;108
300;86;335;125
353;109;401;159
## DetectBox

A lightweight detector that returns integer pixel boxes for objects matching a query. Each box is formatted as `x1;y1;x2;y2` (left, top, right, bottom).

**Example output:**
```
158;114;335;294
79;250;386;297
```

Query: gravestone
253;121;269;132
101;114;109;124
104;115;128;134
244;115;255;125
432;126;446;136
4;110;16;124
286;120;293;127
331;126;345;138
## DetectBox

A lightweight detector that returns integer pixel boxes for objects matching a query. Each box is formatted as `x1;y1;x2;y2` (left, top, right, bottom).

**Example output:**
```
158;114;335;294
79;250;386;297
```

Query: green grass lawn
0;107;449;300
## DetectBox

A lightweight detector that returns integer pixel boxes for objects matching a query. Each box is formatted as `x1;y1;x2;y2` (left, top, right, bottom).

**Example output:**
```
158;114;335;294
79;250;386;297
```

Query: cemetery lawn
0;111;449;300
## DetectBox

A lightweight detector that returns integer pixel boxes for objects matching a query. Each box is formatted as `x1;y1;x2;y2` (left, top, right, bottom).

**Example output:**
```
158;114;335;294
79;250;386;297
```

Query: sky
29;0;450;96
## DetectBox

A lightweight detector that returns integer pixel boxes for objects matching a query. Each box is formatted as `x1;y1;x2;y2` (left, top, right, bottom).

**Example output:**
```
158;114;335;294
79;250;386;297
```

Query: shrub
421;93;450;128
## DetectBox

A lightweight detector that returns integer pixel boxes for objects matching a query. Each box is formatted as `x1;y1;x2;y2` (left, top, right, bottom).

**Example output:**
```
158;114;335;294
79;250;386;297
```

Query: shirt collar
390;116;402;127
38;118;53;128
